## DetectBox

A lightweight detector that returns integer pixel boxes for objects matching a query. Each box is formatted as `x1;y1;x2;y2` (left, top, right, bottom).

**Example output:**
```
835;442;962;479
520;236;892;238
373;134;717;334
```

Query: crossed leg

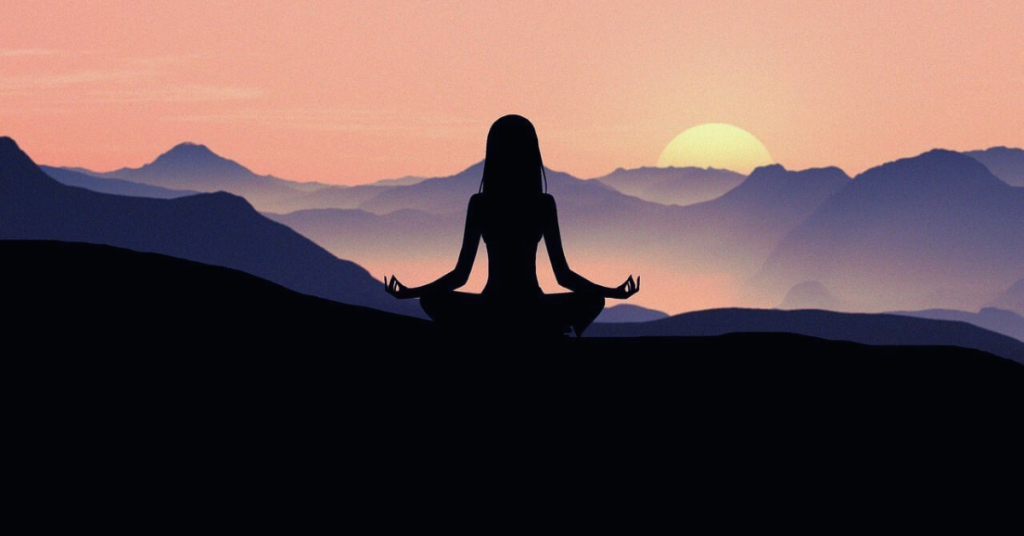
420;291;605;338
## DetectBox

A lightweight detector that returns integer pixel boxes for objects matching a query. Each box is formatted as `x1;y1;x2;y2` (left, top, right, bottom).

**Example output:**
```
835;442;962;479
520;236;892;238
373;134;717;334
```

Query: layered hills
0;137;420;317
268;162;848;313
35;141;1024;319
964;146;1024;186
753;150;1024;312
587;307;1024;364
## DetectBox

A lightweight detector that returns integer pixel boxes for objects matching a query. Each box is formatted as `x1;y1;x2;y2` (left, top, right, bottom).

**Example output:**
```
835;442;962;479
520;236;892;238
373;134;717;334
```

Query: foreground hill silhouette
8;239;1021;511
587;307;1024;363
0;137;421;317
8;239;1023;366
3;240;433;351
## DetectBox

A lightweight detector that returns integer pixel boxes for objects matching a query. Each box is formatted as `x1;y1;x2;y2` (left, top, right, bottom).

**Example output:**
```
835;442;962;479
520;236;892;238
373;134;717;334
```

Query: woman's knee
582;294;605;316
419;290;447;320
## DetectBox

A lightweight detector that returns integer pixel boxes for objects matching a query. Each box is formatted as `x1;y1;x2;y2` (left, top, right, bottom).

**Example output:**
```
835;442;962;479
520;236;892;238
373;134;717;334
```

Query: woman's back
474;192;548;299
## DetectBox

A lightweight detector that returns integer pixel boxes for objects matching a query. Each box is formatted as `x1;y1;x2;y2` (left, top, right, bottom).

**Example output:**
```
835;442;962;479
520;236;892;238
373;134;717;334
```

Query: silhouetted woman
386;114;638;337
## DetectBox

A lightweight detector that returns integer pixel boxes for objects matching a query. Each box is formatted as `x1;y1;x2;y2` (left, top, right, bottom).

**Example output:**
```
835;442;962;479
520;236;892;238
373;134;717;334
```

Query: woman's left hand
609;275;640;299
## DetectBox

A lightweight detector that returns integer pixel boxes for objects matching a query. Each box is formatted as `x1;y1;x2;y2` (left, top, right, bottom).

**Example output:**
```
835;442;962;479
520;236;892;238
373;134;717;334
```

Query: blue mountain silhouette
594;166;745;206
753;150;1024;312
964;146;1024;186
890;308;1024;344
40;165;198;199
0;136;421;317
95;142;318;210
586;307;1024;364
594;304;670;323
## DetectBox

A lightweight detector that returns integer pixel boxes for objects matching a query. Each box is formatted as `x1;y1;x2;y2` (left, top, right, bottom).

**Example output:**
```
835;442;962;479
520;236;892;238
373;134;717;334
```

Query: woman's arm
541;195;639;299
386;195;483;299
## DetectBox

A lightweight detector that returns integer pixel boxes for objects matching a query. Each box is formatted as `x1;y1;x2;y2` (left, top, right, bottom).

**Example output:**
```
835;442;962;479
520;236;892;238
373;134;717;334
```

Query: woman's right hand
608;275;640;299
385;275;415;299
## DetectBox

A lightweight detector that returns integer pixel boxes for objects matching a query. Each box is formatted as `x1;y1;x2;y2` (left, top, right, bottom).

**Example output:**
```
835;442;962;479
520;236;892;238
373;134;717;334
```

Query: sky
2;1;1022;185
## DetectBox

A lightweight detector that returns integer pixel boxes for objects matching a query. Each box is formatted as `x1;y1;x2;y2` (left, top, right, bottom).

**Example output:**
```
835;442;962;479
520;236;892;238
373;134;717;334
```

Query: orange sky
2;1;1022;185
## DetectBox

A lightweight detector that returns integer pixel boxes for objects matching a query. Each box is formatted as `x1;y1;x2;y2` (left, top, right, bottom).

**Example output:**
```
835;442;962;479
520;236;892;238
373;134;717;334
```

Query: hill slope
586;307;1024;363
0;136;420;317
964;146;1024;186
98;142;318;210
753;150;1024;311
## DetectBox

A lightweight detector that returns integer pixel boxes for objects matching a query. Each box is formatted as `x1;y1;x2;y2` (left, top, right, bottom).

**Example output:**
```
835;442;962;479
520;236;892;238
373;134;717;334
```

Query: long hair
479;115;548;197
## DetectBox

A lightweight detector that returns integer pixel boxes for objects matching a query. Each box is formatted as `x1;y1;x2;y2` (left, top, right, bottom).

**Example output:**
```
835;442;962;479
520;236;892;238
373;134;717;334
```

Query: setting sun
657;124;774;175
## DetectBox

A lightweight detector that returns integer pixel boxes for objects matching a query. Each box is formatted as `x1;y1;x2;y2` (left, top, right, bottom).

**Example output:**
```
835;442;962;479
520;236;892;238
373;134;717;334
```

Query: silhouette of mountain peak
145;142;252;176
0;136;20;152
0;136;58;191
749;163;787;176
167;141;216;156
854;149;1005;191
738;163;849;191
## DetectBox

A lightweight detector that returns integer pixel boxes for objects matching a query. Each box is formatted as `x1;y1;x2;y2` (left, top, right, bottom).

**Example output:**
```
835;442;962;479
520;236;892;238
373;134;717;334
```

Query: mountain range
0;137;420;317
752;150;1024;313
79;142;324;211
265;161;850;313
34;140;1024;318
963;146;1024;186
594;166;745;206
40;164;198;199
587;308;1024;364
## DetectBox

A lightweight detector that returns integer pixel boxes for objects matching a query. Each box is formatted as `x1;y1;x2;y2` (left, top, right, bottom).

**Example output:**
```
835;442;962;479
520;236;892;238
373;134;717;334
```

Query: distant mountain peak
741;163;849;188
854;148;1005;190
169;141;214;152
136;141;253;178
156;142;226;163
750;163;787;175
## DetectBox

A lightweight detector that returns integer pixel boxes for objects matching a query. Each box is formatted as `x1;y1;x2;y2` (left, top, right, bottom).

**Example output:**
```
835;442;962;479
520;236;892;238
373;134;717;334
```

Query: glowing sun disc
657;123;773;175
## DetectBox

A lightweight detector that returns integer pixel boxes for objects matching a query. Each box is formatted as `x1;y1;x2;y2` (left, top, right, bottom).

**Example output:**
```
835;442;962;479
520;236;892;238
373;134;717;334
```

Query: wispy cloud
168;109;474;136
0;49;65;57
0;52;261;103
87;85;263;103
0;68;150;90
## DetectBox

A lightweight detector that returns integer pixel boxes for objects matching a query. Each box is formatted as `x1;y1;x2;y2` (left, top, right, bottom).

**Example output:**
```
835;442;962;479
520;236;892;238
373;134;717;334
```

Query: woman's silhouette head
480;114;547;197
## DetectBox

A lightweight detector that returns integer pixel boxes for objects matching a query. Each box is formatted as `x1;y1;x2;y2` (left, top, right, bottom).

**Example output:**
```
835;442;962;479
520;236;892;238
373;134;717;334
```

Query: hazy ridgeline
28;140;1024;319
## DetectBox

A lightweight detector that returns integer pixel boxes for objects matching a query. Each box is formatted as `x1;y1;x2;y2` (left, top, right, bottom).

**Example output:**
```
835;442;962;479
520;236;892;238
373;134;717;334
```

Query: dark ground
6;240;1022;525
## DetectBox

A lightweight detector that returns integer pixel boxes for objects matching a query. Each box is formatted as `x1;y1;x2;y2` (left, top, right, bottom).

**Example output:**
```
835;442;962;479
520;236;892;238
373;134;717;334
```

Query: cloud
0;68;153;94
86;85;263;103
168;109;474;136
0;54;260;103
0;49;65;57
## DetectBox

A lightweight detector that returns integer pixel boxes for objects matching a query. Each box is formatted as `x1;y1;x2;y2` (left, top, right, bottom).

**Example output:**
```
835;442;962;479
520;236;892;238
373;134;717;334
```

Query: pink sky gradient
2;1;1022;185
